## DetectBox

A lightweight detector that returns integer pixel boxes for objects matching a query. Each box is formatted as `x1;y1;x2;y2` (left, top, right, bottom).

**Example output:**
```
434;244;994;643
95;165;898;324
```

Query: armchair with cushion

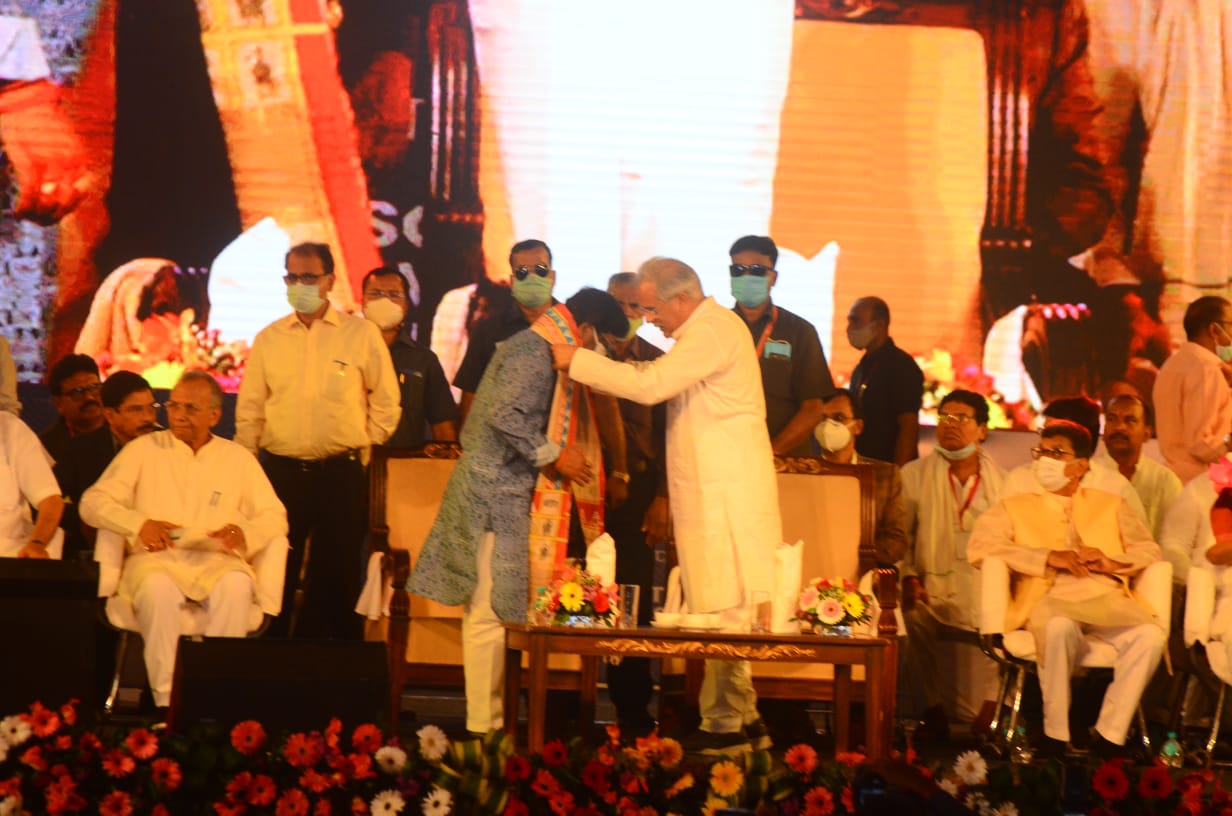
95;527;288;713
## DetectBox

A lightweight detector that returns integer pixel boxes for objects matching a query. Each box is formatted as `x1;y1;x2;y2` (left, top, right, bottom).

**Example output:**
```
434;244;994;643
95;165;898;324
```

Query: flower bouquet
531;563;620;627
794;576;873;635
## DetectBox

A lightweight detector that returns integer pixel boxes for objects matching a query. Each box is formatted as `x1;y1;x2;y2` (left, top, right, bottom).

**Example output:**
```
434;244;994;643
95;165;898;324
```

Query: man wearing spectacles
453;239;559;423
40;354;105;466
1153;295;1232;483
54;371;160;561
235;242;400;640
728;235;833;456
969;421;1164;758
899;390;1006;740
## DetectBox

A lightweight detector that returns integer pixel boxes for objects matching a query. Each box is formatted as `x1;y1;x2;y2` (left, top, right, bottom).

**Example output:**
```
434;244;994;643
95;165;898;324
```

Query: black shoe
743;717;773;751
680;729;752;756
1036;736;1068;760
1089;733;1134;761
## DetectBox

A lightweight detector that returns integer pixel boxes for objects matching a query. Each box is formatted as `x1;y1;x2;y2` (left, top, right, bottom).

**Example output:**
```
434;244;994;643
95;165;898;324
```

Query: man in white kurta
1094;394;1181;541
81;372;287;707
552;257;781;754
900;390;1005;729
968;422;1163;751
0;412;63;558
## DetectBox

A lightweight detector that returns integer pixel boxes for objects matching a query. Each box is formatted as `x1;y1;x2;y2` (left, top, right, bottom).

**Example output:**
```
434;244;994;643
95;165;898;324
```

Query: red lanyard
948;471;981;528
754;306;780;358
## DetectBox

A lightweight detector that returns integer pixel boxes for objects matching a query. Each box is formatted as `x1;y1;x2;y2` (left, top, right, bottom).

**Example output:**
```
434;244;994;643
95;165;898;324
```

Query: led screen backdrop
1;0;1228;425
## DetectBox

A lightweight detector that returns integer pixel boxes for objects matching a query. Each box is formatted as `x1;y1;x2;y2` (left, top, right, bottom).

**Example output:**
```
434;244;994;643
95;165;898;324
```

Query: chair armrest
1132;560;1172;632
1185;566;1217;646
94;528;126;598
251;537;289;616
979;555;1010;636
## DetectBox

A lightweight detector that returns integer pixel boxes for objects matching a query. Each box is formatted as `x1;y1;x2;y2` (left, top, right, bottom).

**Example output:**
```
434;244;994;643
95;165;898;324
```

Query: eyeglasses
729;264;773;278
512;264;551;281
165;401;207;416
59;383;101;399
364;289;406;301
1030;447;1078;461
284;273;330;285
937;413;976;425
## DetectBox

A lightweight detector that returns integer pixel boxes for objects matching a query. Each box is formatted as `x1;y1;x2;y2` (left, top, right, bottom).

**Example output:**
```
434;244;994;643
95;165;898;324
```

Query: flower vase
815;623;853;638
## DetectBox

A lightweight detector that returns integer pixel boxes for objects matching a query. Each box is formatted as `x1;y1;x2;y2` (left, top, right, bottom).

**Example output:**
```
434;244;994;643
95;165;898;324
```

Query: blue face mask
731;275;770;309
513;275;553;308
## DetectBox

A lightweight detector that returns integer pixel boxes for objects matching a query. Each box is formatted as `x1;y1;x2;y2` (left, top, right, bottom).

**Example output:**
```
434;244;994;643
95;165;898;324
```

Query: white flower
938;778;960;797
421;786;452;816
953;749;988;786
370;789;406;814
994;803;1019;816
375;745;409;774
965;792;989;813
0;717;30;748
416;724;449;761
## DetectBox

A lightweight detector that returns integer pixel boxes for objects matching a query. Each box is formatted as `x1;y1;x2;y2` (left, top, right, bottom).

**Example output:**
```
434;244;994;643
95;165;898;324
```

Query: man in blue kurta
407;287;627;734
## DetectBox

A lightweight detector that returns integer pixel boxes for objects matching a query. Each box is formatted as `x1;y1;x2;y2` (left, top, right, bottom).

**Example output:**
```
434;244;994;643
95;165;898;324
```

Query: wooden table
503;623;896;757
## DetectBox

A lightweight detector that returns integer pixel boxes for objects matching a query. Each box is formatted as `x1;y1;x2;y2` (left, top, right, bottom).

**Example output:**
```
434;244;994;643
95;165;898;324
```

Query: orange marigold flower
125;728;159;760
151;757;182;792
709;760;743;798
285;733;325;768
351;724;383;754
99;790;133;816
247;774;277;806
803;785;835;816
785;743;819;776
231;721;267;756
101;749;134;778
658;738;683;769
541;739;568;767
276;788;310;816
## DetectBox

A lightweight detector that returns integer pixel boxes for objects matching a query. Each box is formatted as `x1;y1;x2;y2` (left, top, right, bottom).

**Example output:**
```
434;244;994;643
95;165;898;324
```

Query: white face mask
847;323;878;350
815;419;853;453
363;297;405;331
936;442;977;461
1215;324;1232;363
1032;456;1073;492
287;283;326;315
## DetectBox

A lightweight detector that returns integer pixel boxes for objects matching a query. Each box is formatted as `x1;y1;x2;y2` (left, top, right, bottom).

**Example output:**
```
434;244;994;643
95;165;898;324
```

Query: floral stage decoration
915;348;1037;431
794;577;873;636
4;699;1232;815
531;564;619;627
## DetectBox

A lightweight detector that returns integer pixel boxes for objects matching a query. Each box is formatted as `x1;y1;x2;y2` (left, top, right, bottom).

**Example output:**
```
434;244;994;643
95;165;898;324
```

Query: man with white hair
552;257;781;755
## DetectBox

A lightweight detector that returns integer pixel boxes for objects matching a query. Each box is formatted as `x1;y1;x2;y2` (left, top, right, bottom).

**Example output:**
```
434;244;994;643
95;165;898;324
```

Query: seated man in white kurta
968;420;1164;755
81;371;287;708
0;411;64;558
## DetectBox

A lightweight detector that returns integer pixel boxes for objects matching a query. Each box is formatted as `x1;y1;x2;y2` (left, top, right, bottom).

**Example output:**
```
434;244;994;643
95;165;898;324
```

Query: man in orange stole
407;288;628;734
968;421;1164;756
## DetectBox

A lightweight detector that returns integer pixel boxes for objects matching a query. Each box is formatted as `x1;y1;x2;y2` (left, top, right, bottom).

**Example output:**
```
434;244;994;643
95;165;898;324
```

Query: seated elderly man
814;388;909;566
81;371;287;708
0;412;64;558
900;389;1006;737
969;421;1164;756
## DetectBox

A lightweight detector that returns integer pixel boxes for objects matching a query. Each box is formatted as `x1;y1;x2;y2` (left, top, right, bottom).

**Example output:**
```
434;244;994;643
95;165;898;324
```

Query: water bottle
1009;726;1034;764
1160;732;1183;768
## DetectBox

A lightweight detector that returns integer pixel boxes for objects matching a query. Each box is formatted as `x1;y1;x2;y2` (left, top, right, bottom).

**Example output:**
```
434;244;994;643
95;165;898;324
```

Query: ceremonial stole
527;306;605;592
192;0;378;305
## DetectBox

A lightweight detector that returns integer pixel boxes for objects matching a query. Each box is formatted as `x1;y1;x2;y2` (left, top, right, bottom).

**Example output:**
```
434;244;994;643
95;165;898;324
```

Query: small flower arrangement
794;576;873;634
532;563;619;627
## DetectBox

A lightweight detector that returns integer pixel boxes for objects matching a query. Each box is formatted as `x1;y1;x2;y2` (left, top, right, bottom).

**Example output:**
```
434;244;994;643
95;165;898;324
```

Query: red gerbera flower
505;754;531;782
99;790;133;816
504;798;529;816
541;739;568;767
325;718;343;751
101;749;135;778
54;735;72;750
314;801;333;816
1093;761;1130;802
275;789;310;816
28;702;61;738
214;803;245;816
581;759;610;793
79;732;103;753
247;774;277;806
785;743;819;775
59;700;78;727
1139;765;1173;799
548;792;575;816
125;728;159;760
230;721;267;756
285;733;324;768
151;805;170;816
842;785;854;812
593;592;610;614
803;785;835;816
532;769;560;796
151;757;182;792
347;753;375;781
300;769;332;793
835;751;866;768
226;771;253;802
351;724;382;753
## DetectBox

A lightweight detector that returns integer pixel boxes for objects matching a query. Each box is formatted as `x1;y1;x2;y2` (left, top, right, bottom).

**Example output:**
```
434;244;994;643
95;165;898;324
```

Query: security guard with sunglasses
728;235;834;455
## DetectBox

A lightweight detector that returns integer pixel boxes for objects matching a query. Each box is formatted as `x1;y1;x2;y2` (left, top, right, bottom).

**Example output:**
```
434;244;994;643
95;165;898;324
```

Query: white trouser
699;606;759;733
131;570;253;707
1038;617;1165;744
462;532;504;733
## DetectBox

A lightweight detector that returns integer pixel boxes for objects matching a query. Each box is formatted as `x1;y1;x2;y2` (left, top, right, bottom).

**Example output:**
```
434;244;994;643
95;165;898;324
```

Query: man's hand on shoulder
551;343;578;372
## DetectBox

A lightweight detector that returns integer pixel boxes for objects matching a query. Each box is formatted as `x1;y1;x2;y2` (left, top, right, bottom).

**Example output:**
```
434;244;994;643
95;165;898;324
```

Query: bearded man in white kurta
81;372;287;708
552;257;781;755
968;421;1163;753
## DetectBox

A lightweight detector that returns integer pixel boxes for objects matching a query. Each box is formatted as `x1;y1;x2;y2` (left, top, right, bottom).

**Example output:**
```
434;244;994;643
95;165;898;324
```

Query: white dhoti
462;531;504;732
699;606;759;733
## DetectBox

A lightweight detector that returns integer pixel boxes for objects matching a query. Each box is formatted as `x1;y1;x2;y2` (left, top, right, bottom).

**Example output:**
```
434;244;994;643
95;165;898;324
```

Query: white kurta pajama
569;297;781;733
900;449;1005;722
968;488;1164;744
81;430;288;705
0;412;61;558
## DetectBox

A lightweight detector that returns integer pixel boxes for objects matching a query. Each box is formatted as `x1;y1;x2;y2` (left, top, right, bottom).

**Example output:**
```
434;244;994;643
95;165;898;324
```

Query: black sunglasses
513;264;551;281
729;264;773;278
